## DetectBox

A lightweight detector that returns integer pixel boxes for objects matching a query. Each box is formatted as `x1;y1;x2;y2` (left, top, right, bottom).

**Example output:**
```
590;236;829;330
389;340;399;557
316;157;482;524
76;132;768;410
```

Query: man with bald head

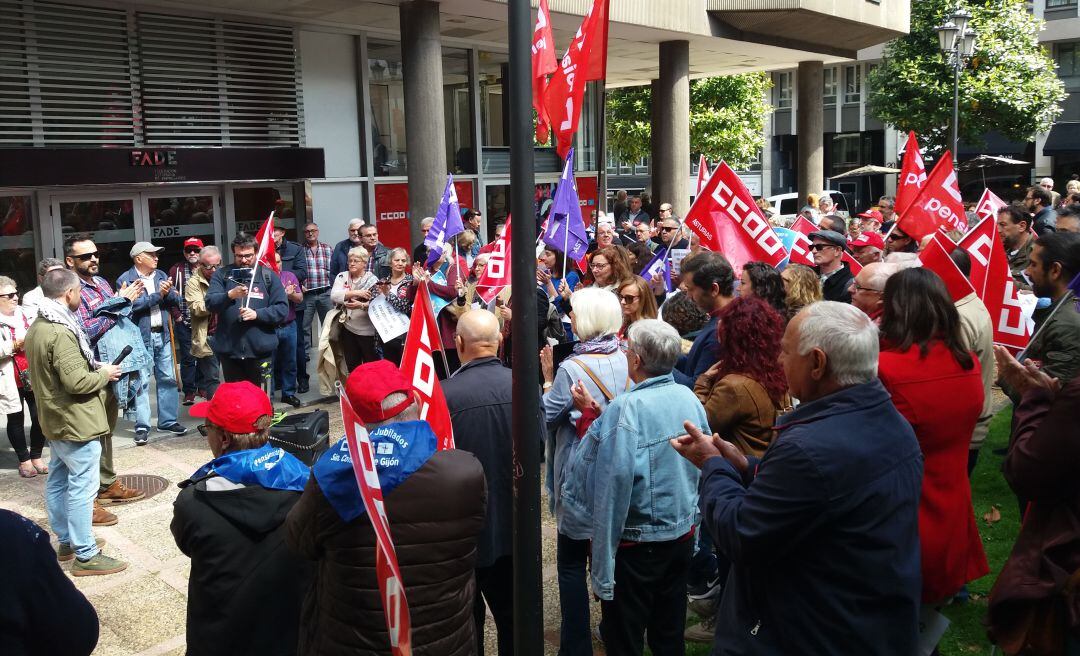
441;309;515;656
849;262;897;325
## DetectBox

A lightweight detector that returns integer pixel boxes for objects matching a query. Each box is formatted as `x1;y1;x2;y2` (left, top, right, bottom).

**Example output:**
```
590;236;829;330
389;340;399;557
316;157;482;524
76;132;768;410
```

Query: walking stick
169;314;181;390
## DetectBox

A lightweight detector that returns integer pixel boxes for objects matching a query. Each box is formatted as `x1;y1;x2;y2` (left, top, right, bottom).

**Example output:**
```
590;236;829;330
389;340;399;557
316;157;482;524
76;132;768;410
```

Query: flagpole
423;279;452;378
244;259;259;311
562;214;570;281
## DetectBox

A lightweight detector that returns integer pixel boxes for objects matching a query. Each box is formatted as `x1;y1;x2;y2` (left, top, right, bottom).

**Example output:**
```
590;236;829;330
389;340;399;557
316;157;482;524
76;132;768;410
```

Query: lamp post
936;8;978;164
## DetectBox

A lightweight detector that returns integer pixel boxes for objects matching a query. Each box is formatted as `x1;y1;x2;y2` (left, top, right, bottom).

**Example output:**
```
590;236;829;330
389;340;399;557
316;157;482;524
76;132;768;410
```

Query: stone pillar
654;41;691;217
649;78;664;204
400;1;445;246
797;61;824;208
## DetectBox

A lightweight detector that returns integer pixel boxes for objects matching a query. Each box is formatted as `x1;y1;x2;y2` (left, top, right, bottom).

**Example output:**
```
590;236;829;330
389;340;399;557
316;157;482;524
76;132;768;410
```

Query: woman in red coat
878;268;989;608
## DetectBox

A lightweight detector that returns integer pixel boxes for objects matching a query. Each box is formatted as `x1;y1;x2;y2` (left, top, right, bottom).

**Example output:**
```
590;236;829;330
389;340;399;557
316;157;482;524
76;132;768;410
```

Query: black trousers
339;330;379;372
220;356;272;391
557;533;593;656
5;386;43;462
600;537;692;656
474;555;514;656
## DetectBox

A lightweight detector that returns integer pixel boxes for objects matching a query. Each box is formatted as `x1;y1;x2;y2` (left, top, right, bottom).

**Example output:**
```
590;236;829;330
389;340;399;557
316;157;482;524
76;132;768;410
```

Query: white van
765;190;850;224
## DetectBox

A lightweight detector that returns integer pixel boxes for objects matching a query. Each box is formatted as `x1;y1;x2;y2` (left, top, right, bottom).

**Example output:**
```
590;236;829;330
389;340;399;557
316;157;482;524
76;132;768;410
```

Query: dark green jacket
1006;291;1080;404
25;317;113;442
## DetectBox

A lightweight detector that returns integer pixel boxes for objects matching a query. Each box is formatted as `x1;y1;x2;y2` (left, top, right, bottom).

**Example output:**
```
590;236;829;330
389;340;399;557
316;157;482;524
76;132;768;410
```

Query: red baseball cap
190;381;273;434
850;231;885;250
184;237;204;249
857;209;884;223
345;360;414;424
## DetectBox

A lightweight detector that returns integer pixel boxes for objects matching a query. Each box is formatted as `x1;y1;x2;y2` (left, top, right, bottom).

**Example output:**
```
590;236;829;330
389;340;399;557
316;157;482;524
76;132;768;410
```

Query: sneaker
71;552;128;577
281;394;303;408
134;429;149;446
98;480;145;505
684;614;717;643
688;595;719;620
297;380;310;394
92;502;118;527
182;392;195;406
57;537;106;562
159;423;188;436
688;575;722;602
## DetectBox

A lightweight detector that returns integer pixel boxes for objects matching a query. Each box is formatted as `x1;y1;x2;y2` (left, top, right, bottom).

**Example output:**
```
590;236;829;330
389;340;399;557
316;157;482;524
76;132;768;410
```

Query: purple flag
542;148;590;263
642;246;672;293
425;175;464;268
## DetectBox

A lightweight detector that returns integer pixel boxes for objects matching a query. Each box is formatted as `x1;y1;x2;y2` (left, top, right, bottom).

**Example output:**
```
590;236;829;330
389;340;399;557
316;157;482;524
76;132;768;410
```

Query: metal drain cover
115;474;171;502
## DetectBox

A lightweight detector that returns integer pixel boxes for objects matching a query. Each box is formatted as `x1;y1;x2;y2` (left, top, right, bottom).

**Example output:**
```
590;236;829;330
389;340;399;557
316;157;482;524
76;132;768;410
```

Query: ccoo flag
542;148;591;263
424;175;464;268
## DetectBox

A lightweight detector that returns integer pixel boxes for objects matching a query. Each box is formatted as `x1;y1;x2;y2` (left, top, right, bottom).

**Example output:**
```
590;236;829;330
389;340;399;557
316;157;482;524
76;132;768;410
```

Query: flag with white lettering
542;148;591;263
338;388;413;656
787;217;819;267
958;212;1030;349
919;233;977;302
543;0;608;158
895;131;927;217
424;175;464;269
254;212;279;273
974;188;1008;228
896;152;967;241
476;217;512;303
532;0;557;144
684;161;786;275
399;281;455;450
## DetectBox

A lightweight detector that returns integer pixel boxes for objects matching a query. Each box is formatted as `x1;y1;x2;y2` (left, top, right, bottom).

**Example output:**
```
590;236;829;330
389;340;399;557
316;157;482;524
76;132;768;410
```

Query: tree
605;72;772;170
868;0;1064;156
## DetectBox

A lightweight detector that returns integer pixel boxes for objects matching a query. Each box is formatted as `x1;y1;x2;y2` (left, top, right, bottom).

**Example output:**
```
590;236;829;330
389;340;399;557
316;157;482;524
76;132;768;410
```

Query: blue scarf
313;420;437;523
573;332;620;355
188;443;310;492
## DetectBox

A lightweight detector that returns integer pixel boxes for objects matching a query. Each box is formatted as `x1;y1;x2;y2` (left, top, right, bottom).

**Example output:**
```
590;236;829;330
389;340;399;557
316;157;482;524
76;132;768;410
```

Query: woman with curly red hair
693;295;790;457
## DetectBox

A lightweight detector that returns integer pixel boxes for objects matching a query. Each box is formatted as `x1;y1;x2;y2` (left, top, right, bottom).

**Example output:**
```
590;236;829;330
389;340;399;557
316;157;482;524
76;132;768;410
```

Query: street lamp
937;7;978;164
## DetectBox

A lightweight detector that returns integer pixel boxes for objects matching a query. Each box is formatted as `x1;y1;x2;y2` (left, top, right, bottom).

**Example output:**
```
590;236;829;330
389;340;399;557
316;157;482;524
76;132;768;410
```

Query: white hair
200;245;221;261
366;392;419;430
1040;177;1054;187
420;216;435;229
568;287;622;340
795;301;879;386
861;262;899;291
627;319;682;376
347;246;369;262
348;217;365;229
884;252;920;268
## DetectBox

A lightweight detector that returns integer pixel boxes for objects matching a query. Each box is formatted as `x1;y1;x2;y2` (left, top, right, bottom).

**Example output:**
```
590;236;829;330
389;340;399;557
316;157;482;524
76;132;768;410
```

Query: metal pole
951;56;960;165
508;0;542;654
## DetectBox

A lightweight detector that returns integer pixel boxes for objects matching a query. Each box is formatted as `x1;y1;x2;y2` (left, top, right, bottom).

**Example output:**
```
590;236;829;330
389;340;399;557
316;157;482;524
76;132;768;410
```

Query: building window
443;47;475;174
634;156;650;175
1058;43;1080;77
834;134;861;166
1047;0;1077;9
844;65;862;104
776;72;792;109
368;41;407;176
823;68;838;107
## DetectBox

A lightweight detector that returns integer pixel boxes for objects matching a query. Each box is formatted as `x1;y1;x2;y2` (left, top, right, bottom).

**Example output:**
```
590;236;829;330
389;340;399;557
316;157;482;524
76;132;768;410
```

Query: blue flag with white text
642;246;672;293
542;148;590;263
425;174;464;268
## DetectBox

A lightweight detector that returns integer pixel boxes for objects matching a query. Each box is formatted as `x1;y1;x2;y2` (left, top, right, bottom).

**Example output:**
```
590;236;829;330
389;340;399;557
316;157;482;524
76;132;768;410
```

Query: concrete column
649;78;664;203
400;1;445;246
654;41;691;217
797;61;824;206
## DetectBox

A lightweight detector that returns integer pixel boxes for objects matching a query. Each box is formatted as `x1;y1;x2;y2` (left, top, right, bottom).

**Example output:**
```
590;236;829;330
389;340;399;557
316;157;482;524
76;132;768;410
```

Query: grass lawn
684;405;1019;656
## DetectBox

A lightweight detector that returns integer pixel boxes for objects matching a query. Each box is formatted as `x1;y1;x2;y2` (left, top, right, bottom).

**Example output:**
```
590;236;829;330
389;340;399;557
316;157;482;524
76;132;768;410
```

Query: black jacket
819;264;854;304
205;264;288;358
171;477;312;656
330;239;391;280
276;238;309;286
442;356;514;567
701;380;922;655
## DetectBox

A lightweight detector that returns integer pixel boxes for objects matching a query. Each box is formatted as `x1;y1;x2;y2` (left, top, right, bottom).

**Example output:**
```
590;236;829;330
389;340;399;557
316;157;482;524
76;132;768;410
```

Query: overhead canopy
830;165;901;178
958;154;1030;170
1043;122;1080;156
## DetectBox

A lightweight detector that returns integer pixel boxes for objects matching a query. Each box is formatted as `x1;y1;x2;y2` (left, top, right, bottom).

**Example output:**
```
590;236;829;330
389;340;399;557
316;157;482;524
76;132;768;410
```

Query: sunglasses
202;264;219;271
0;292;17;300
185;247;202;254
619;294;640;304
197;424;209;437
809;243;838;251
886;233;907;242
660;226;678;232
73;251;98;261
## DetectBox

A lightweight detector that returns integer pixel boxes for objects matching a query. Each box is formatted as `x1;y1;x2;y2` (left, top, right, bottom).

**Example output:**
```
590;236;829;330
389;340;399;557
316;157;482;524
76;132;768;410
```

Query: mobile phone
494;297;504;307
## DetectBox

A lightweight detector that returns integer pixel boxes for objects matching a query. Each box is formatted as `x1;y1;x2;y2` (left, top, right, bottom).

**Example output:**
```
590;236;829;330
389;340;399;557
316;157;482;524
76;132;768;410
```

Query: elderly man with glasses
117;241;189;443
185;245;223;403
329;217;366;280
809;230;854;303
169;237;205;406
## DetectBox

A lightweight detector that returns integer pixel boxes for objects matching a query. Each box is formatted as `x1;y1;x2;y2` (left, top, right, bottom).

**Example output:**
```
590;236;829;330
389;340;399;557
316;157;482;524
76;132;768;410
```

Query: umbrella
958;154;1031;186
829;165;902;179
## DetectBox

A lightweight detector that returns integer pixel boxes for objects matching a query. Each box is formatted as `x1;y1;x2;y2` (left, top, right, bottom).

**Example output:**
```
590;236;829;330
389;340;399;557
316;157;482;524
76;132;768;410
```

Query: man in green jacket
26;268;125;576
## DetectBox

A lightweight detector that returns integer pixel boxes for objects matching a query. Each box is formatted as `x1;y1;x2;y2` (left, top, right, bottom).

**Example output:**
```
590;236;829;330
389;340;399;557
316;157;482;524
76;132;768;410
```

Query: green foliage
868;0;1065;156
605;72;772;170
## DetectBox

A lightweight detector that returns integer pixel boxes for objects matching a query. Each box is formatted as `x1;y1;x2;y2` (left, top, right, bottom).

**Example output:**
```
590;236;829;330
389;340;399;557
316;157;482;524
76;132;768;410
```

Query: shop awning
957;132;1030;158
1043;122;1080;156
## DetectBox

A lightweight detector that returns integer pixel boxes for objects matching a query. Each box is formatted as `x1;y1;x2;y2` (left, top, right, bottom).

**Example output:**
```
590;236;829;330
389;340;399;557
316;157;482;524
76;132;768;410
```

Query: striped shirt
303;241;333;290
77;276;117;346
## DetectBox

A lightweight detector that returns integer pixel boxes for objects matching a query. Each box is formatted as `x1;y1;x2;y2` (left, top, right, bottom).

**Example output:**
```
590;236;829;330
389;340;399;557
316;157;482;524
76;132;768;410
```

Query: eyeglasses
590;261;610;270
809;243;838;251
73;251;99;261
197;424;209;437
184;247;202;254
304;228;318;233
850;282;882;294
619;294;640;304
202;264;219;271
0;292;17;300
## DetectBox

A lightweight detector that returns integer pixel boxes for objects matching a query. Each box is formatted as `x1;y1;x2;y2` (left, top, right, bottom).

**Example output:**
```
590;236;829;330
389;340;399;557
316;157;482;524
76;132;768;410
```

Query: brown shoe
97;480;145;505
92;502;118;527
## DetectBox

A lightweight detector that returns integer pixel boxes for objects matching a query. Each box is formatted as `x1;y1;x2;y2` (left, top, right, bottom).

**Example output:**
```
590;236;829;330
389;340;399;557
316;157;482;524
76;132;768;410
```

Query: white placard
367;294;410;343
669;248;691;275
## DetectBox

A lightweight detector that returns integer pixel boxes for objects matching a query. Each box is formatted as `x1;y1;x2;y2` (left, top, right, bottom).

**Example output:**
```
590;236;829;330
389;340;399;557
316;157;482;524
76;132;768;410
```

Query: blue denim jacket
560;372;709;600
92;296;152;419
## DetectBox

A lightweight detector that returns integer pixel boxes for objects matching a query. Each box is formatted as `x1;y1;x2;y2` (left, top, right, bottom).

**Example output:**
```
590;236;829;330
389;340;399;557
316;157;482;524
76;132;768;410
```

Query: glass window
1058;43;1079;77
146;195;218;274
823;68;838;106
833;134;861;167
576;82;598;171
844;65;862;104
479;51;509;148
369;41;407;176
233;186;296;239
444;47;475;174
0;196;37;293
58;199;137;286
1047;0;1077;8
606;154;619;175
776;72;792;109
634;156;650;176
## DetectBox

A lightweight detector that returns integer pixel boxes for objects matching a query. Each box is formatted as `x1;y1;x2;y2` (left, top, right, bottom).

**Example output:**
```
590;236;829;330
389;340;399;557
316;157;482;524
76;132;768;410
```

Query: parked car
765;190;851;225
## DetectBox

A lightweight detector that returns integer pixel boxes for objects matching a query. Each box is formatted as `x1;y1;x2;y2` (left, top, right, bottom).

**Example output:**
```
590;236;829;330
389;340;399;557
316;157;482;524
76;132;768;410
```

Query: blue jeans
274;321;298;398
557;533;593;656
46;439;102;561
136;331;180;430
173;321;197;394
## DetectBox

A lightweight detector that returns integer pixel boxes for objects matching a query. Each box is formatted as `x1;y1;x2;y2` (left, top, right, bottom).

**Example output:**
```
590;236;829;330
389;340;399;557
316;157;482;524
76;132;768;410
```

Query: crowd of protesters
4;177;1080;656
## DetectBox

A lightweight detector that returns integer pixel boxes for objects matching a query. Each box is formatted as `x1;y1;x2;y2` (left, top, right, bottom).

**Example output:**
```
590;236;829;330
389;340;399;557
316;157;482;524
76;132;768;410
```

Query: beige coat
0;308;30;415
185;270;213;358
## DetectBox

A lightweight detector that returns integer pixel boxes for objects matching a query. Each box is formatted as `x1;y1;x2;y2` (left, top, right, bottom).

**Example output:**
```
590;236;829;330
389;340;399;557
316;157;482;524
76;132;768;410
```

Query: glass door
0;194;39;293
142;189;221;277
51;193;140;286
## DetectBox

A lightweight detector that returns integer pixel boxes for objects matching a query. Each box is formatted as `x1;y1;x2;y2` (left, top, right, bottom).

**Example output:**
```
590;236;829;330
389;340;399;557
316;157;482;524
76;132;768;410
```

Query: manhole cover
115;474;171;502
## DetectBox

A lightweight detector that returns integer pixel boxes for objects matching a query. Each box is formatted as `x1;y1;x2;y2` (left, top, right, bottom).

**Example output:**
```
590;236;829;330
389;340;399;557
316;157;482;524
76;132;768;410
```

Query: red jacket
880;340;989;602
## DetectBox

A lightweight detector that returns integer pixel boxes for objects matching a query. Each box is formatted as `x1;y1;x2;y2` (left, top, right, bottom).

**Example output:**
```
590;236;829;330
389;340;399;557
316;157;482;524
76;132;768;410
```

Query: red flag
896;152;967;242
531;0;557;144
895;131;927;216
338;390;413;655
791;215;860;273
476;217;512;303
400;282;455;450
684;161;786;275
958;212;1030;349
919;234;976;302
254;212;279;273
842;251;864;276
973;188;1007;229
695;155;709;197
544;0;608;158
